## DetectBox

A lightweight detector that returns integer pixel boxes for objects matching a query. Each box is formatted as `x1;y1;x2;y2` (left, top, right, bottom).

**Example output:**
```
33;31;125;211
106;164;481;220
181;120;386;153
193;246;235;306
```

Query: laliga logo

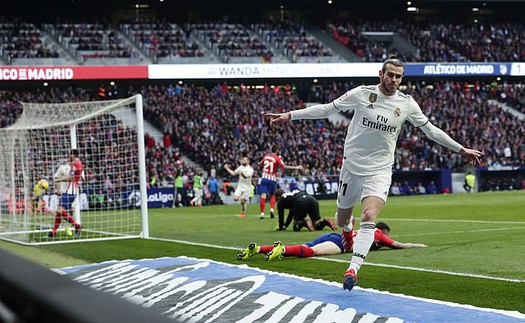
148;192;174;203
128;190;141;207
128;190;174;206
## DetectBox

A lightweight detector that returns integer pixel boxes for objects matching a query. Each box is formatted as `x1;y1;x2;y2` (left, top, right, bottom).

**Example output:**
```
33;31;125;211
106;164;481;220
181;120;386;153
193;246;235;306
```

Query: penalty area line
392;226;525;238
148;237;524;283
314;257;525;283
384;218;525;225
149;237;240;250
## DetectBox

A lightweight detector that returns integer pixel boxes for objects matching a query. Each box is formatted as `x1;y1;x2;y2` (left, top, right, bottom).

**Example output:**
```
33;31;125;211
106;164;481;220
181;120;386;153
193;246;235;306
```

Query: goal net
0;94;148;245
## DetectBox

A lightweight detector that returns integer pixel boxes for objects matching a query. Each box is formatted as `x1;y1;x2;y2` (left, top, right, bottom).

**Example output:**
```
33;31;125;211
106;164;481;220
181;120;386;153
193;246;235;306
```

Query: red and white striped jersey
54;161;84;195
260;153;285;182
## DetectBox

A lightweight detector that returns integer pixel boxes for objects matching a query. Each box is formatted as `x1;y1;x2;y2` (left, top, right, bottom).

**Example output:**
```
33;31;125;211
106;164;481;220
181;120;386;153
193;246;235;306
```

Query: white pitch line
314;257;525;283
391;226;525;238
382;218;525;225
148;237;525;283
151;237;240;250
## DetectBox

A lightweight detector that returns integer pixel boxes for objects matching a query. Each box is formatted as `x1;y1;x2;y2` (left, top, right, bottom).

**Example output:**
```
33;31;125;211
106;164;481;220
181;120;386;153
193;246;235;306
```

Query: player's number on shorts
339;181;348;196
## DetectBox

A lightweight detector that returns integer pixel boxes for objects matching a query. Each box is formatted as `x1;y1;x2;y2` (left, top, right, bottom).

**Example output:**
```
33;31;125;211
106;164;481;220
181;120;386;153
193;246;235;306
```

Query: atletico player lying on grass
238;222;427;261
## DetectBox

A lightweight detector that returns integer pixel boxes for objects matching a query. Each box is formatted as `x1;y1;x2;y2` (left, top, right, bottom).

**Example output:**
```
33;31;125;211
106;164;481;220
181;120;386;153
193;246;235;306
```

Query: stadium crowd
493;82;525;114
403;21;524;62
254;20;335;62
329;20;524;62
0;18;60;63
0;16;523;64
47;21;136;61
121;21;205;60
190;22;273;61
0;80;523;204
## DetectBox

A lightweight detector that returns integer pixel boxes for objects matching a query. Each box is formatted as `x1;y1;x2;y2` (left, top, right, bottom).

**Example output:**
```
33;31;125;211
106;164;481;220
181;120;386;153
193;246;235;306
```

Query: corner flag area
57;256;525;322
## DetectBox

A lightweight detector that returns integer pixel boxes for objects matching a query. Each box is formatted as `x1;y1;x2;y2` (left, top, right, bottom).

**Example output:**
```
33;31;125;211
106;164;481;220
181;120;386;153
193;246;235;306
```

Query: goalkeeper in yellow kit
30;179;49;214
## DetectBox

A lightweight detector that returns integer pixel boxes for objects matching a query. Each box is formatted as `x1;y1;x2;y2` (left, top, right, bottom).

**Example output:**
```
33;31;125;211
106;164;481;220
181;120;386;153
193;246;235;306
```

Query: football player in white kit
265;56;483;291
224;156;254;217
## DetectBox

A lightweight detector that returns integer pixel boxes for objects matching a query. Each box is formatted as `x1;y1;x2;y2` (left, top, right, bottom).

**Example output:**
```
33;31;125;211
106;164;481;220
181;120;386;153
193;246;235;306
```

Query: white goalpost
0;94;149;245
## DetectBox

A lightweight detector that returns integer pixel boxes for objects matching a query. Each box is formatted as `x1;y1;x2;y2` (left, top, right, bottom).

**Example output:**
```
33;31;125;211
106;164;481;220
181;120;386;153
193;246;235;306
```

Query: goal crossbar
5;96;139;130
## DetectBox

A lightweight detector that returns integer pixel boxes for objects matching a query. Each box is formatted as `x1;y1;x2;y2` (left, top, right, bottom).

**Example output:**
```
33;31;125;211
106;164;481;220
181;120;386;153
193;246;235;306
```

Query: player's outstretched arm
223;164;236;177
266;102;338;127
265;112;291;127
391;241;428;249
419;122;483;165
283;164;304;171
459;147;483;166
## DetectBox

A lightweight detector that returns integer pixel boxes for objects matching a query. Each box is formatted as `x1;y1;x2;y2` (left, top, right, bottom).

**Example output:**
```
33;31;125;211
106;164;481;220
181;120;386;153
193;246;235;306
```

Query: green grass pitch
1;190;524;313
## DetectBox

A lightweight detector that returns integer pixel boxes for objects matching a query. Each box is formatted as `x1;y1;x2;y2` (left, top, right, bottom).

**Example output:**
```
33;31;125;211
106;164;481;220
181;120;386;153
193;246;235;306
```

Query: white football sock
335;212;354;231
348;221;375;274
343;215;354;232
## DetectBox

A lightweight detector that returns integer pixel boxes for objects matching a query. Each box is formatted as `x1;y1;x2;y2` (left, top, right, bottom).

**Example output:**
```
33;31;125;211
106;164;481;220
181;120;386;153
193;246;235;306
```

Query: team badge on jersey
369;93;377;103
394;107;401;117
338;92;349;102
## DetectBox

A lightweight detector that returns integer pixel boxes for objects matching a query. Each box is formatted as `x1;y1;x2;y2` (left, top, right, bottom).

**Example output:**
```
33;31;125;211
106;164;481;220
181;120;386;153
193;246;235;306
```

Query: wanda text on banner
1;62;524;82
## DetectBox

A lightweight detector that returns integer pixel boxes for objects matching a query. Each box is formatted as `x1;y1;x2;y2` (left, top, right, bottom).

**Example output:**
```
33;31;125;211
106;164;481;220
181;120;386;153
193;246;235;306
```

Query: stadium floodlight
0;95;149;245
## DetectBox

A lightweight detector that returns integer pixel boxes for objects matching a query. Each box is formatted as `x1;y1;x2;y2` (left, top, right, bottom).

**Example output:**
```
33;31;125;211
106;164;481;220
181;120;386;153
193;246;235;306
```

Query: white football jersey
53;163;71;195
234;165;254;190
292;84;428;175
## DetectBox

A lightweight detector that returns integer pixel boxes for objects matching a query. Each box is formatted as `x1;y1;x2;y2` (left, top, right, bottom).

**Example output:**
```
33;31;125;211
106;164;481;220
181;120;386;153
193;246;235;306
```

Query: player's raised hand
264;112;291;127
459;147;484;165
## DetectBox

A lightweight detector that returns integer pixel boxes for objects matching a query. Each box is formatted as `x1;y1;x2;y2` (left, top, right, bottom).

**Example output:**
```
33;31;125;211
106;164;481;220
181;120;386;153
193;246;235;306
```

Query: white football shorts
337;169;392;209
234;186;251;200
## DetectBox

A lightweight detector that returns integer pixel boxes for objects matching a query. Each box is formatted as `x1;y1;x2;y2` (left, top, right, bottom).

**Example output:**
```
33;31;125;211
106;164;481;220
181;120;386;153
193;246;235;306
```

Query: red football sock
53;213;61;231
260;198;266;213
284;245;315;258
62;211;79;228
270;195;276;209
259;245;273;253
